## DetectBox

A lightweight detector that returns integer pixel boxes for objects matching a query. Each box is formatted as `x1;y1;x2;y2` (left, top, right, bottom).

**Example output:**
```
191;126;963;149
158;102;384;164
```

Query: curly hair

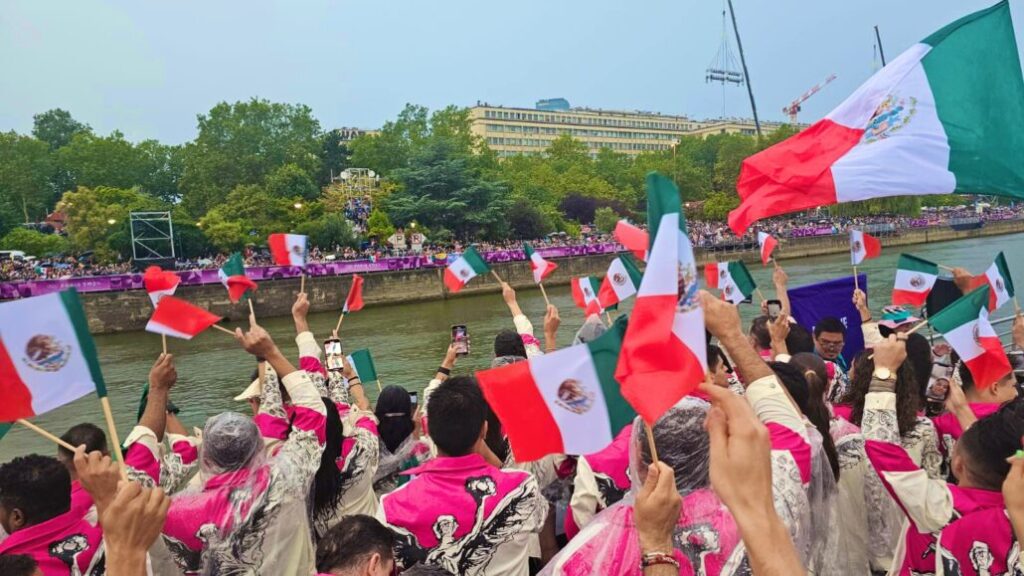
0;554;39;576
0;454;71;526
839;352;921;436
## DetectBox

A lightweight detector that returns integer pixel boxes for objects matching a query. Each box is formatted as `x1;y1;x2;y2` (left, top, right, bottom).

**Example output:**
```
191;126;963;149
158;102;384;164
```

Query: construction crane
782;73;837;123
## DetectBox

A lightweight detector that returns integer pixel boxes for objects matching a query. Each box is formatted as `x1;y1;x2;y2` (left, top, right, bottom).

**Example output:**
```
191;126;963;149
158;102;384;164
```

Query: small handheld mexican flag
970;252;1015;311
928;285;1011;389
346;348;378;383
757;232;778;266
614;220;649;262
444;246;490;293
143;266;180;306
892;254;939;307
704;261;756;305
146;296;223;340
616;173;707;424
598;254;643;310
343;274;365;314
524;243;558;283
850;230;882;265
571;276;603;316
477;316;635;461
268;233;308;267
219;253;258;303
0;290;108;421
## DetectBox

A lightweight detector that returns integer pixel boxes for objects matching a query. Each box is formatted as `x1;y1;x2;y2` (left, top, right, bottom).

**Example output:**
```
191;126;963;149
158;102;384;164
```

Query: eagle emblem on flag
910;274;925;289
863;95;917;144
612;272;626;286
851;240;862;254
995;278;1005;293
555;379;595;415
459;268;470;278
22;335;71;373
972;324;982;346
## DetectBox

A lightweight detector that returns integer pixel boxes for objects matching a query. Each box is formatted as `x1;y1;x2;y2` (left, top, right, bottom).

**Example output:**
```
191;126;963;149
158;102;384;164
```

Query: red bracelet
640;551;680;570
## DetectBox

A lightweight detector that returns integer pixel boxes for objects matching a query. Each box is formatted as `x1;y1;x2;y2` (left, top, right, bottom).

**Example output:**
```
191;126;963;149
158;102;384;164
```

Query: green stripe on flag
921;1;1024;199
0;423;11;443
645;173;685;251
620;253;644;286
221;252;246;278
994;252;1015;297
59;288;108;398
727;261;756;296
348;349;378;382
523;243;536;258
586;316;636;433
462;246;491;274
928;285;989;334
898;254;939;275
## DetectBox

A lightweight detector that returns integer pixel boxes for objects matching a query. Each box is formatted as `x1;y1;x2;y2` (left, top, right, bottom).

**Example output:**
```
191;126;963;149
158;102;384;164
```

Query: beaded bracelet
640;551;680;570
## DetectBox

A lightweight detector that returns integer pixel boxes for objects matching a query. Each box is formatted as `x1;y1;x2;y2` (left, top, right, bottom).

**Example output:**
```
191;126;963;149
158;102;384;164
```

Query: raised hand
73;446;121;513
699;290;742;340
148;353;177;392
635;462;681;552
873;334;908;374
234;322;279;359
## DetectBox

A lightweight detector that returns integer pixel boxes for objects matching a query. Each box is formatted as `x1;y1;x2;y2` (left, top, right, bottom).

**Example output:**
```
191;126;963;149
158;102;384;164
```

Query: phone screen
324;339;344;372
410;391;419;406
926;364;953;402
452;325;469;356
766;300;782;320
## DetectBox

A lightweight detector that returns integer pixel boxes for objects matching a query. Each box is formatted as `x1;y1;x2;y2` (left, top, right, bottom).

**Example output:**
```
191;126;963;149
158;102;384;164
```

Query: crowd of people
4;206;1022;283
1;255;1023;576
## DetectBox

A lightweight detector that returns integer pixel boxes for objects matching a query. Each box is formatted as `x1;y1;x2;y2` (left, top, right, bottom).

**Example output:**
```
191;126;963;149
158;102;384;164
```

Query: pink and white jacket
161;368;326;576
565;423;633;539
0;426;163;576
863;390;1014;576
377;453;548;576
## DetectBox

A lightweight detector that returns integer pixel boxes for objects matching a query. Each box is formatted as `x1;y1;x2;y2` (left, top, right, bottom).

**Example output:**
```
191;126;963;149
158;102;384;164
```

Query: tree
180;98;322;216
136;141;184;203
387;138;511;239
507;199;554;239
593;207;620;234
265;163;320;200
56;131;147;191
317;130;350;188
296;214;358;250
349;104;429;175
0;131;55;224
0;228;69;256
58;186;165;262
32;109;91;150
366;208;395;240
702;192;740;221
559;193;599;223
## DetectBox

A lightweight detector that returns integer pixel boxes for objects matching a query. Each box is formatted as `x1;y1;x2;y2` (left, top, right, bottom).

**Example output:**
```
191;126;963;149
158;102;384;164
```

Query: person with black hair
373;385;431;495
316;514;395;576
498;282;545;359
864;335;1024;575
377;376;547;575
0;554;41;576
749;316;773;359
706;343;731;389
813;316;849;372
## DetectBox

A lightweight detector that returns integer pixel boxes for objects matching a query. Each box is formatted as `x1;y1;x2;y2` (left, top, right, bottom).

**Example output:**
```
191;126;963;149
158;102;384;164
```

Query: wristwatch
872;367;895;382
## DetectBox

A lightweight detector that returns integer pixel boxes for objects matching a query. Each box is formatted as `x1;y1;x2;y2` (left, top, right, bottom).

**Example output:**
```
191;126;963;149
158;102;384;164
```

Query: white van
0;250;27;261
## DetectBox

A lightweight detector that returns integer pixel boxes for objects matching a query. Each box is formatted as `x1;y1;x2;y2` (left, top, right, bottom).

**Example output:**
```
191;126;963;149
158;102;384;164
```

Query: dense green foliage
2;100;967;264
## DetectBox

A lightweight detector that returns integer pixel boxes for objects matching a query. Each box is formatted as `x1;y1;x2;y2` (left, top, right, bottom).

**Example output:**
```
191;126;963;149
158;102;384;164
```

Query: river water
3;233;1023;460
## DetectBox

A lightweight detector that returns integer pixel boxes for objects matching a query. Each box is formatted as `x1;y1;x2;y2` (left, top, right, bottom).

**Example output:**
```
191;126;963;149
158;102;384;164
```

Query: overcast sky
2;0;1020;144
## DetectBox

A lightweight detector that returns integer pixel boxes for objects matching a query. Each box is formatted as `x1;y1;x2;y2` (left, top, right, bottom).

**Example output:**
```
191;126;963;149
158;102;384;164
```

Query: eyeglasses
817;339;845;349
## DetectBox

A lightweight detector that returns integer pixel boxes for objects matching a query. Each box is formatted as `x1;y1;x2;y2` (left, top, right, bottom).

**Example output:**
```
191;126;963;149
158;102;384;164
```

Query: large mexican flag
729;1;1024;234
0;290;107;421
477;317;635;461
616;173;707;424
928;285;1011;388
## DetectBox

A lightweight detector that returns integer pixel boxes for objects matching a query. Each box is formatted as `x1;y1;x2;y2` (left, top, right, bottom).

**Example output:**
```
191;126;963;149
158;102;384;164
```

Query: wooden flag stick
161;334;167;355
938;264;956;272
300;274;306;294
210;324;237;336
17;419;77;452
605;311;613;325
868;320;930;359
853;266;860;292
248;299;255;318
376;378;383;392
99;396;129;480
644;421;659;463
335;312;345;334
538;283;551;306
755;287;766;304
1014;297;1021;315
490;269;503;283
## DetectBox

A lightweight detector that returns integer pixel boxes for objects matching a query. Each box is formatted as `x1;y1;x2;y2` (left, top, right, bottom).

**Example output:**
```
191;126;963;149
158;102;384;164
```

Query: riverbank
77;218;1024;334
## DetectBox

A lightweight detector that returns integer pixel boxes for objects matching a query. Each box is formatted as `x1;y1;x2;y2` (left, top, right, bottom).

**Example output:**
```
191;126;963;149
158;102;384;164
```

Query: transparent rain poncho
541;399;747;575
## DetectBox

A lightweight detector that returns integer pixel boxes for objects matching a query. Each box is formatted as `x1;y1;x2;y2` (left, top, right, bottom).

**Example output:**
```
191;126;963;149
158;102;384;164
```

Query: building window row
487;137;672;153
482;109;688;130
484;124;680;141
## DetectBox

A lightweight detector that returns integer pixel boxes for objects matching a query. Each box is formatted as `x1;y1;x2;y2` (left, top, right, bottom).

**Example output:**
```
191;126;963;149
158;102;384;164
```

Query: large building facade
468;100;788;158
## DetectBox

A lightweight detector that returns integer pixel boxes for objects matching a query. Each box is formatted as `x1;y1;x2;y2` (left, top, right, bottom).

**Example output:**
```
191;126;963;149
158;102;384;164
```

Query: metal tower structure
129;211;175;262
782;73;838;123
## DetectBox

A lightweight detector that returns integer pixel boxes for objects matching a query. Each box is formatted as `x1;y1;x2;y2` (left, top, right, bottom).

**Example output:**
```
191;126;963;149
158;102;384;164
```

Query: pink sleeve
766;423;812;484
864;439;955;533
255;413;290;441
170;436;199;465
123;427;161;482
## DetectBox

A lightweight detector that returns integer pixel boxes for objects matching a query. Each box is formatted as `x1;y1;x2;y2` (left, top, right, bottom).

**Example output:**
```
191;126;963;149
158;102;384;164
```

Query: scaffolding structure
129;211;175;262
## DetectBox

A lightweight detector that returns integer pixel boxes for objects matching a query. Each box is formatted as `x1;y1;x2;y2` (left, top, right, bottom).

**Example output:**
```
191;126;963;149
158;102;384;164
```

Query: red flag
143;266;180;306
344;275;364;314
145;297;222;340
614;220;648;262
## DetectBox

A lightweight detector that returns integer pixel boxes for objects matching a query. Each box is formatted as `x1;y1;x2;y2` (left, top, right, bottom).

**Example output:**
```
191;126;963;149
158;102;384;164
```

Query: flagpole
248;299;255;319
335;312;345;334
938;264;956;272
490;269;503;283
644;422;659;463
605;311;613;325
538;283;551;307
853;266;860;291
755;287;766;304
99;397;129;480
161;334;167;355
300;274;306;294
376;378;383;393
17;419;77;452
210;324;237;336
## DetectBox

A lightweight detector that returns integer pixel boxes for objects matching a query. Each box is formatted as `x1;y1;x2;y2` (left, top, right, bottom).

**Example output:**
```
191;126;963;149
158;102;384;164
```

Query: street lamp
294;202;303;210
107;219;116;225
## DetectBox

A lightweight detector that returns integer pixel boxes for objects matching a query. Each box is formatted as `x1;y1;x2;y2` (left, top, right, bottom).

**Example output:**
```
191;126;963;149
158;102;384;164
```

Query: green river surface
3;232;1023;460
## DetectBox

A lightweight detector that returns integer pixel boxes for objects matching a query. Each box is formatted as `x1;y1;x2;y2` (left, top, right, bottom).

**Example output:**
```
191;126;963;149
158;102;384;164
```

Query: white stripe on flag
528;346;612;455
449;257;478;284
944;318;984;362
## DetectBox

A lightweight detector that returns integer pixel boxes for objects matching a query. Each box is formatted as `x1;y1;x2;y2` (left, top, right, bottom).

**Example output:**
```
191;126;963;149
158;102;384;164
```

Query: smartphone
324;338;344;372
409;391;419;406
926;363;953;403
451;325;470;356
766;299;783;320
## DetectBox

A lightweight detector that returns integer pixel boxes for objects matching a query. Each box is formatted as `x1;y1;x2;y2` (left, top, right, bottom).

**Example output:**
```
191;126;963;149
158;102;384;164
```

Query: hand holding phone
451;325;470;356
766;299;783;320
324;338;344;372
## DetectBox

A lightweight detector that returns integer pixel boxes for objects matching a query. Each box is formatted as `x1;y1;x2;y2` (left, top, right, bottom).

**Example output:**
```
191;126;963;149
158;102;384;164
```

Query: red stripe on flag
728;119;863;234
891;289;928;307
150;297;223;337
143;266;180;293
443;268;464;293
969;276;999;311
0;338;36;421
226;276;258;303
760;235;778;266
597;277;618;310
477;360;564;462
267;234;291;266
345;275;365;312
863;232;882;259
966;336;1013;389
703;263;720;289
614;221;649;262
616;294;706;424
